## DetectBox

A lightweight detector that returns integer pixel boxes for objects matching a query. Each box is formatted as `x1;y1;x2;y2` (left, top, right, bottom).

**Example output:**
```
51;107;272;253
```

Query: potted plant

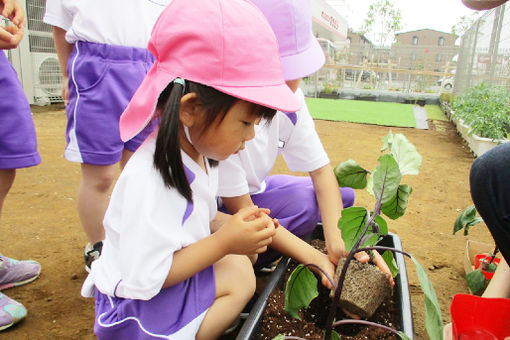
453;205;501;295
237;131;444;340
451;82;510;156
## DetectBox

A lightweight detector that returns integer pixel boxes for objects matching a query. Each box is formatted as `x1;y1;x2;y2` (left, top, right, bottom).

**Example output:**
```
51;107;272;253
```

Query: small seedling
275;131;444;340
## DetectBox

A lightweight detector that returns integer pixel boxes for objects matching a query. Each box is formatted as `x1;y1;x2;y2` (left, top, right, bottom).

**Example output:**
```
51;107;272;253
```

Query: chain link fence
456;4;510;93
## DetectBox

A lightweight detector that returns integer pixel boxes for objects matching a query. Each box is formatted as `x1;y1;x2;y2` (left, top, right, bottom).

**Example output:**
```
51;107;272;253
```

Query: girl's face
189;100;261;161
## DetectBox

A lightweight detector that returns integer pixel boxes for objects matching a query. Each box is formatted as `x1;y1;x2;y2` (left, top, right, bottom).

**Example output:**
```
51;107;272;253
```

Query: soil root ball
332;258;393;319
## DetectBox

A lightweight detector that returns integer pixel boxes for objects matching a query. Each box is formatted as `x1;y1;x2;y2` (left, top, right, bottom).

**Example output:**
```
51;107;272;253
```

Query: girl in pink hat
80;0;335;339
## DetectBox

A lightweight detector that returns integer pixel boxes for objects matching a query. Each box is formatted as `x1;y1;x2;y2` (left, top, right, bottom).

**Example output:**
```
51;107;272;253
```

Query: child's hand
1;0;25;27
370;250;395;287
327;238;394;287
0;23;23;49
216;206;277;256
308;251;336;290
0;0;25;49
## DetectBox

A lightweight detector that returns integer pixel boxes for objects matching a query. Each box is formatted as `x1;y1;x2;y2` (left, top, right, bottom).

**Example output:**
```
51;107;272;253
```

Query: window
436;54;442;62
412;36;418;45
410;52;416;61
438;37;444;46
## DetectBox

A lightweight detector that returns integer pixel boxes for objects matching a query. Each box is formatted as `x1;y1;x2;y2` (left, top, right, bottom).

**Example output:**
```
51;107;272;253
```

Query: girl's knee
216;255;256;301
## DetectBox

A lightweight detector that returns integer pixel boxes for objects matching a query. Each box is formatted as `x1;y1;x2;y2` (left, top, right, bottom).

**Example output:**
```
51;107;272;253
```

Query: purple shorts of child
65;41;155;165
0;52;41;170
94;265;215;339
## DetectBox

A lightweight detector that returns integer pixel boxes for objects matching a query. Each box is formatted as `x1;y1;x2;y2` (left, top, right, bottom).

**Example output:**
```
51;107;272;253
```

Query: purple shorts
0;52;41;169
65;42;155;165
94;265;215;339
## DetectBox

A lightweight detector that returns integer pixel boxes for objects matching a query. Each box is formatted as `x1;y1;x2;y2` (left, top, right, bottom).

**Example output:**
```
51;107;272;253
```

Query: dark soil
257;241;400;340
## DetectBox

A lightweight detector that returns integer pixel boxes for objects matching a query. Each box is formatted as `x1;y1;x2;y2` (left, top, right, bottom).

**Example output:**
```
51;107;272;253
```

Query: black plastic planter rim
235;232;414;340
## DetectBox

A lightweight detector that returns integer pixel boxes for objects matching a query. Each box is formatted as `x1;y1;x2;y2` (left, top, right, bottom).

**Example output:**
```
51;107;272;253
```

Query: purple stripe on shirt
282;112;298;126
182;165;195;225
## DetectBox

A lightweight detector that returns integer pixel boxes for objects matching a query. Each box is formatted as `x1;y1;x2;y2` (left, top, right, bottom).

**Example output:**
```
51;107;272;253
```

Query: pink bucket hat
120;0;301;141
250;0;326;81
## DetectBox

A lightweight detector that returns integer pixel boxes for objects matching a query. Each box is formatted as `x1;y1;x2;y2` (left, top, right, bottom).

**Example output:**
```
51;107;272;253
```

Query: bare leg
77;164;117;244
0;169;15;218
196;255;255;340
120;149;134;170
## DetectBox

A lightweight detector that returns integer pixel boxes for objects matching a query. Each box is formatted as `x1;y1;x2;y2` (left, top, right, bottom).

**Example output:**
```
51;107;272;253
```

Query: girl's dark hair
153;80;276;202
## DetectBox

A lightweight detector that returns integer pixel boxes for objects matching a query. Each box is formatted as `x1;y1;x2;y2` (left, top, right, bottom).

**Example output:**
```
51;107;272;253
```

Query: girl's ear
179;93;200;128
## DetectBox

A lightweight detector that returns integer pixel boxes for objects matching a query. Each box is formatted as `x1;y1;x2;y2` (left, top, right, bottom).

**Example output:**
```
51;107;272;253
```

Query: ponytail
153;80;192;201
153;79;277;202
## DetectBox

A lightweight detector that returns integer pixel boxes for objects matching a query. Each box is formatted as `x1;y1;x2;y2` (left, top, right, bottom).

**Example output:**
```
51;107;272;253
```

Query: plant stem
332;319;402;337
325;208;375;340
356;246;412;258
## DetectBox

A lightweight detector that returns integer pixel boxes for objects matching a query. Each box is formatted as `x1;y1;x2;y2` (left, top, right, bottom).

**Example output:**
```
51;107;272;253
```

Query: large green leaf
410;255;443;340
388;133;422;176
382;250;399;278
381;184;413;220
371;154;402;204
334;159;368;189
453;205;483;235
338;207;388;251
466;269;487;295
284;265;318;320
271;335;284;340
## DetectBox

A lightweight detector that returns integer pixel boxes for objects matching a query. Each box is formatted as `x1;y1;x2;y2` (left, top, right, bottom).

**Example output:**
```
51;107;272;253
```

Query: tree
451;13;480;37
360;0;403;47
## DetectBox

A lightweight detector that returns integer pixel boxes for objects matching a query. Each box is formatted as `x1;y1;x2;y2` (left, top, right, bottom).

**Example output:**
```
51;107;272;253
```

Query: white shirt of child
81;134;218;300
218;88;329;197
43;0;171;47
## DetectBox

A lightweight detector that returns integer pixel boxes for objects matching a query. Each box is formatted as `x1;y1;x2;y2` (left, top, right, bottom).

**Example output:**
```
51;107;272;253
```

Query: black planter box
236;232;414;339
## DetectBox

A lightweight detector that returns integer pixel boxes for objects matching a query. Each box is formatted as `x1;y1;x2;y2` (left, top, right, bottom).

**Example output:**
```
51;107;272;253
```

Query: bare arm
482;256;510;298
221;193;255;214
52;26;73;101
309;164;346;264
163;207;276;288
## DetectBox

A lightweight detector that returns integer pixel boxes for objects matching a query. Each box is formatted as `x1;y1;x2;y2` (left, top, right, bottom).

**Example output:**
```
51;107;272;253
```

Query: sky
329;0;484;37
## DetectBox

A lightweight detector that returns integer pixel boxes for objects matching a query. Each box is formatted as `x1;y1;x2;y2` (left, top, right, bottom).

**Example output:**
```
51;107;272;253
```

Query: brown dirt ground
1;104;495;339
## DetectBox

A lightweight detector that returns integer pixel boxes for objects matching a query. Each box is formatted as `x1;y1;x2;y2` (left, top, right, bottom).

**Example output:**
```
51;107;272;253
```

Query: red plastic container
474;254;501;280
451;294;510;339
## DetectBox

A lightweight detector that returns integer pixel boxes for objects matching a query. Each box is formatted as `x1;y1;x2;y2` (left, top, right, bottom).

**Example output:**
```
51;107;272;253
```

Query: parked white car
438;76;454;89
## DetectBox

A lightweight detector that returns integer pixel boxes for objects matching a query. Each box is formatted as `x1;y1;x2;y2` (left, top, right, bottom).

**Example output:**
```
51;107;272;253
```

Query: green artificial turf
305;98;416;128
425;104;448;121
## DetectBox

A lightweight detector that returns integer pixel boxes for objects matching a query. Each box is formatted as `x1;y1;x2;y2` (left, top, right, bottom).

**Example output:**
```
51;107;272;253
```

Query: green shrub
439;92;455;104
452;82;510;140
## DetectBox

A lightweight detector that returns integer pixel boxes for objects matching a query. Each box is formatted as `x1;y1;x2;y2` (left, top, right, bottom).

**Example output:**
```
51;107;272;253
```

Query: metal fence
302;44;458;97
455;4;510;93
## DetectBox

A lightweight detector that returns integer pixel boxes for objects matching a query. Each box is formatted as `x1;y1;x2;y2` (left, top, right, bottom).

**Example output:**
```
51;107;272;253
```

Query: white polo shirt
44;0;170;47
82;135;218;300
218;88;329;197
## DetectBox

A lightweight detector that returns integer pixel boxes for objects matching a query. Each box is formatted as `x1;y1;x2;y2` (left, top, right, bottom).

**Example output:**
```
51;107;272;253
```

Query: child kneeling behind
81;1;335;339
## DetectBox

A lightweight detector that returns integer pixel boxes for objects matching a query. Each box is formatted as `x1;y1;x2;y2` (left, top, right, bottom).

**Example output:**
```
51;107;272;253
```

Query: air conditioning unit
31;52;62;105
9;0;63;105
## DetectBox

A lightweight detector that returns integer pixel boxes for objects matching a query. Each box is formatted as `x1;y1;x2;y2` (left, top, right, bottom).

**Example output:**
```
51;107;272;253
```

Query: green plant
275;131;443;340
452;82;510;140
439;92;455;104
453;205;499;295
